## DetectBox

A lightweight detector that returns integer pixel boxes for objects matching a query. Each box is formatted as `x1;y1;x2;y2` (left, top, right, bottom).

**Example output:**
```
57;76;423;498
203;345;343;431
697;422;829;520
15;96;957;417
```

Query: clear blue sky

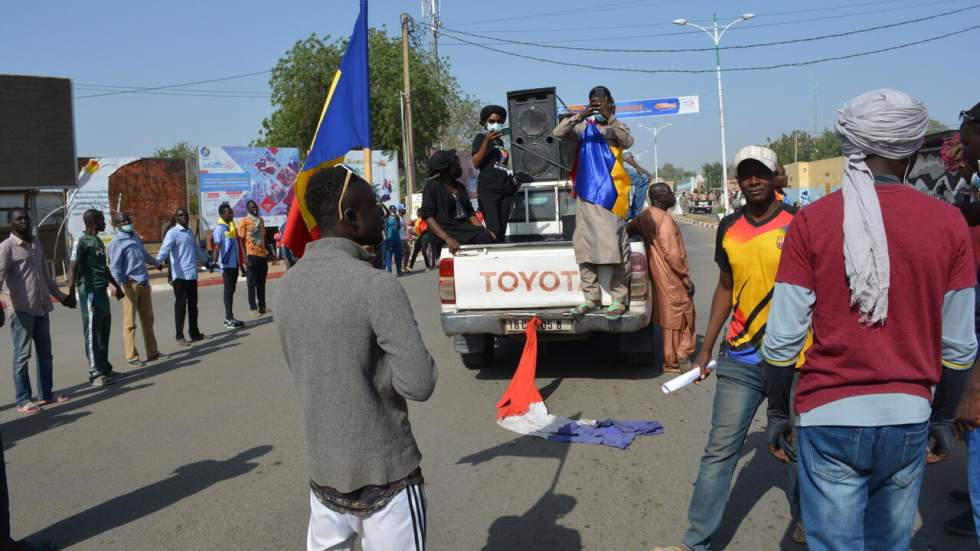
3;0;976;173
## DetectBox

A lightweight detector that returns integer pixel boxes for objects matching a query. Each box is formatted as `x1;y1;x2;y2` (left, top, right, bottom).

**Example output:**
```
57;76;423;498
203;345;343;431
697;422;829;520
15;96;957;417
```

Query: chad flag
282;0;371;258
571;122;631;219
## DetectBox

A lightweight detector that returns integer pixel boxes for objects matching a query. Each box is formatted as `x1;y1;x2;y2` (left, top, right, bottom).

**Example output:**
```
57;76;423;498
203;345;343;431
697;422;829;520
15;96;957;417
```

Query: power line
447;0;656;26
440;23;980;74
439;0;968;38
75;85;269;98
74;70;272;99
432;4;977;54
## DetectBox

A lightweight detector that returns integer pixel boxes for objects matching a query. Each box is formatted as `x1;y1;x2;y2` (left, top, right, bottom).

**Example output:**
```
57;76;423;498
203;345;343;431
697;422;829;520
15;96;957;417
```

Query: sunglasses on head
337;165;387;221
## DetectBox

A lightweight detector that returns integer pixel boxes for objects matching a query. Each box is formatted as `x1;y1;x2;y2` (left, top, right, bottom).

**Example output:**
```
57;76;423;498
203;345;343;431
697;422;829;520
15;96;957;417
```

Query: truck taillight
438;257;456;304
629;252;647;300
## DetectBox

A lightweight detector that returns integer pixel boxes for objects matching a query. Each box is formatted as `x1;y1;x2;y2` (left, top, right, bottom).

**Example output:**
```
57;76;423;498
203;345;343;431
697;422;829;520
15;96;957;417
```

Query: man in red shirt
763;89;977;550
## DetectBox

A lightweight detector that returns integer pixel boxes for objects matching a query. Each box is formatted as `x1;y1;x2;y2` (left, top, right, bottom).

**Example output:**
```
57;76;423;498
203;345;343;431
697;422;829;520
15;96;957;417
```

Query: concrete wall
785;156;845;197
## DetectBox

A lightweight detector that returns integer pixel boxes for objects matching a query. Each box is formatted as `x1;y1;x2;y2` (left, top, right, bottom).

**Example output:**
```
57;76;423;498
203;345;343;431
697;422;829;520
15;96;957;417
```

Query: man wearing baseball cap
655;145;807;551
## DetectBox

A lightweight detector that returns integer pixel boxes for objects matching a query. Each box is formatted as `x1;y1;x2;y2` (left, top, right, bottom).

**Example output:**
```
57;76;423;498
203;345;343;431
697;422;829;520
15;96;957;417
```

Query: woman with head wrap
419;150;495;256
760;89;977;551
472;105;517;242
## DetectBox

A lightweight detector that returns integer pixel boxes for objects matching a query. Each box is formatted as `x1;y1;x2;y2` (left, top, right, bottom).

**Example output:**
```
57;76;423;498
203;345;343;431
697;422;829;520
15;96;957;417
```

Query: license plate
505;318;573;334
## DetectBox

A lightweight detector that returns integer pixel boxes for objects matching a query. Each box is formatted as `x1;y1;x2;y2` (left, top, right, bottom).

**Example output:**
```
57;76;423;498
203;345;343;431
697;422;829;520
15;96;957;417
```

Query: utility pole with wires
421;0;441;60
401;13;418;215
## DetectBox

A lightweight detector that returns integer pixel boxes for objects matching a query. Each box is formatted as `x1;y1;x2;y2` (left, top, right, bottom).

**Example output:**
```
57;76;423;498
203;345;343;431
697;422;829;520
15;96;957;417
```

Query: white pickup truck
438;180;655;367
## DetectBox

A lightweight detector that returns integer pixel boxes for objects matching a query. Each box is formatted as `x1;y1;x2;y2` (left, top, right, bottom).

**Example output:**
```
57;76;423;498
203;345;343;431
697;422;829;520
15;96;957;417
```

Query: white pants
307;484;427;551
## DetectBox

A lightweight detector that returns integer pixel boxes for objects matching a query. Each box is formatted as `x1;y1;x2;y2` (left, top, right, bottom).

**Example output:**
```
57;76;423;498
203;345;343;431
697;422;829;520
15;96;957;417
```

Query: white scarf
836;89;928;325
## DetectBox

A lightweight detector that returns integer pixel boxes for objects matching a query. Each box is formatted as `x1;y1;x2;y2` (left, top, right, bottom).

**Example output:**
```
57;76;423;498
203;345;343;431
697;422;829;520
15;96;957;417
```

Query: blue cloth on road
108;231;156;285
547;419;664;449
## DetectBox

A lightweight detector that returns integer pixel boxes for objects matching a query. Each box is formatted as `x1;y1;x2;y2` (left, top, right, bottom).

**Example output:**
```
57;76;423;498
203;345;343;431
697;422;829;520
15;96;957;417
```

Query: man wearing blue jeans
764;89;977;550
653;145;804;551
0;208;77;414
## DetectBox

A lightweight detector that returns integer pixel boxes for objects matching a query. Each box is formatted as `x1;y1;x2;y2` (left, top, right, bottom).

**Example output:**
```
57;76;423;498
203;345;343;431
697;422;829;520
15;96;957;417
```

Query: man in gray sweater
276;165;437;551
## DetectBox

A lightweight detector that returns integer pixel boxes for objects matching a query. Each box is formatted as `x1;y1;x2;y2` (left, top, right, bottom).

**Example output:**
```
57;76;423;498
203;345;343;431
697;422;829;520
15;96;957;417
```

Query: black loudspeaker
0;75;77;189
507;87;561;181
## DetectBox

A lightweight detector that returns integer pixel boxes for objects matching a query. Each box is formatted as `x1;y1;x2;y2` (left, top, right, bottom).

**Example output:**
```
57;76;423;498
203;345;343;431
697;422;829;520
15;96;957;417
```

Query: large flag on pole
282;0;371;258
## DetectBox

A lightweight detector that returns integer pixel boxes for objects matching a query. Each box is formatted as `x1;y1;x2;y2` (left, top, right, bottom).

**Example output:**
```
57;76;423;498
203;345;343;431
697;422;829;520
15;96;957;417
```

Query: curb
50;271;286;303
672;214;719;230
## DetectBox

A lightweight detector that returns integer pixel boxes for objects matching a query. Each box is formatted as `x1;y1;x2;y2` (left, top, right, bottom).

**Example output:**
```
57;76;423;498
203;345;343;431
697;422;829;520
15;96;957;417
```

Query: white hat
733;145;778;173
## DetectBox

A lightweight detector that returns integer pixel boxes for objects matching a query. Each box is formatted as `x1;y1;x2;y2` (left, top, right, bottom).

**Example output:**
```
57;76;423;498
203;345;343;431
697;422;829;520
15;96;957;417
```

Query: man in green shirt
68;209;124;387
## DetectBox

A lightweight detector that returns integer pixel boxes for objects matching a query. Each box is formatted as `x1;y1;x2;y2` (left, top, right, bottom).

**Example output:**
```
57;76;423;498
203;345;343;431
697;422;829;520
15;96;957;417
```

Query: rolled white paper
661;360;717;394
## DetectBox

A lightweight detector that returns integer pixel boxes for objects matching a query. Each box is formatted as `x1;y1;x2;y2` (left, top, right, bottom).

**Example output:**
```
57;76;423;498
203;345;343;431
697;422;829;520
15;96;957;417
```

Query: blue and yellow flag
571;122;631;219
283;0;371;258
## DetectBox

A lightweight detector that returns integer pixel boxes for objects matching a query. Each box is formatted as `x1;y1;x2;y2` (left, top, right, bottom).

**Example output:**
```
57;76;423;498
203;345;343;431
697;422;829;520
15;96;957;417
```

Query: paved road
3;222;968;550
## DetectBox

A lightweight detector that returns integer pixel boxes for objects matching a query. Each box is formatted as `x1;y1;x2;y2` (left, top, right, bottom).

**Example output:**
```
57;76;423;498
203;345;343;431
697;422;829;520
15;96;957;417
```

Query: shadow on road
459;435;582;550
0;322;268;448
27;445;273;548
712;431;799;550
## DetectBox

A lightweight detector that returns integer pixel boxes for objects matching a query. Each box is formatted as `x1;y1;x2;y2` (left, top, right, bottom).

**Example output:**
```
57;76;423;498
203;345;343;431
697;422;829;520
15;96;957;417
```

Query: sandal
604;301;627;320
35;394;70;406
570;301;600;316
16;403;42;415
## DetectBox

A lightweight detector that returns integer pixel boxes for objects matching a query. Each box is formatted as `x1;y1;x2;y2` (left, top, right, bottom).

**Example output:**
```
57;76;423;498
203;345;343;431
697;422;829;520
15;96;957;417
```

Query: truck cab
437;179;655;367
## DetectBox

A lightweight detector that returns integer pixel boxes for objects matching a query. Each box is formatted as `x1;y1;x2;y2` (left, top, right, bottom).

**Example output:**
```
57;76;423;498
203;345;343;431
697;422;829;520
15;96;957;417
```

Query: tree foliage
766;130;841;164
153;142;199;214
256;29;473;184
658;162;694;183
701;162;723;190
928;118;949;133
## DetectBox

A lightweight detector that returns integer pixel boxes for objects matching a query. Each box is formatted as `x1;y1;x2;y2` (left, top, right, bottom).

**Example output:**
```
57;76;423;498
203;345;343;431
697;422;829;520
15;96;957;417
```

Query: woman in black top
420;150;494;255
472;105;517;242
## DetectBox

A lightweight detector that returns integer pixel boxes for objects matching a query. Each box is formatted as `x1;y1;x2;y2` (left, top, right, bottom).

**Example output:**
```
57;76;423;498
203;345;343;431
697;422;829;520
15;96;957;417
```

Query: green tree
701;162;723;190
766;129;841;164
256;29;467;186
928;118;949;133
658;162;694;183
153;142;199;214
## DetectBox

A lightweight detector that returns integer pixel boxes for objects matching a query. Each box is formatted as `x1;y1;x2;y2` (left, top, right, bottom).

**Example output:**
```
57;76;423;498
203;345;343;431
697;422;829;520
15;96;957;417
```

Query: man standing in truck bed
553;85;634;320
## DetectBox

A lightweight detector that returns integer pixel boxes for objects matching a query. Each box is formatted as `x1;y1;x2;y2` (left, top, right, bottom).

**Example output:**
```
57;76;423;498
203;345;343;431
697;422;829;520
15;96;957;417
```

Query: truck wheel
456;334;495;368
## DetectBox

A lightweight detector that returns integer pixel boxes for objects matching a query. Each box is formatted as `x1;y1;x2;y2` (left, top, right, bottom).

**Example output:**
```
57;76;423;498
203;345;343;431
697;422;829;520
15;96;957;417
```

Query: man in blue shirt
212;203;245;329
157;208;212;347
108;212;164;367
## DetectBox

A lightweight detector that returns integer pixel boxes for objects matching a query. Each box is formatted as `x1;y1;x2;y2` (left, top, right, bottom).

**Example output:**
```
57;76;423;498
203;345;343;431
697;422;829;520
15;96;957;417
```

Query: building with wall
783;156;845;203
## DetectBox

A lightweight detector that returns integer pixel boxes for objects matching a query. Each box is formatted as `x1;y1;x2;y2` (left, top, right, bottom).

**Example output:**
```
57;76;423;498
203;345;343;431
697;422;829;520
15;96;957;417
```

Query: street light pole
638;123;672;182
674;12;753;214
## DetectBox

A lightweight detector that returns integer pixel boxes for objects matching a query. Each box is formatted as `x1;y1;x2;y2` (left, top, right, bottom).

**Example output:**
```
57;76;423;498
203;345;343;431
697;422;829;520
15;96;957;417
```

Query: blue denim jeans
798;422;928;551
10;312;54;406
626;167;650;220
683;354;768;550
383;239;402;274
969;430;980;545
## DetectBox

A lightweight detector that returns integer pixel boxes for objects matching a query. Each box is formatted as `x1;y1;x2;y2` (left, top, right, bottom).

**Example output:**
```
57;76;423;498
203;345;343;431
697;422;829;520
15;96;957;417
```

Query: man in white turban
761;89;978;550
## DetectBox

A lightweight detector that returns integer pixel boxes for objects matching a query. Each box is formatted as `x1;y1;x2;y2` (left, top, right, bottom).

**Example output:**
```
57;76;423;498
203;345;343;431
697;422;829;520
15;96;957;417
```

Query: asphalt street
3;221;970;550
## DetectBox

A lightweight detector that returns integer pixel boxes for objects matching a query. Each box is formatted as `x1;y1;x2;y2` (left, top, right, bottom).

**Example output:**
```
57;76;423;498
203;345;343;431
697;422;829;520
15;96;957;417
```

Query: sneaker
792;520;806;544
90;375;114;387
944;508;977;537
127;359;144;367
189;333;210;342
146;353;168;362
176;338;191;347
258;307;267;315
224;319;245;329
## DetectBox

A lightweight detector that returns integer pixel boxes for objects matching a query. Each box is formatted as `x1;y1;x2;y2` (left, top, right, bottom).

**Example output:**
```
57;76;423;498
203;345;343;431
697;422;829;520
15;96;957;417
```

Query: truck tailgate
453;245;582;310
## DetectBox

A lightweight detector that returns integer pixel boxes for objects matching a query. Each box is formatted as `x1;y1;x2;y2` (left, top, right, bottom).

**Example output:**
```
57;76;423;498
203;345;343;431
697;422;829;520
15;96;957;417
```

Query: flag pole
363;147;373;188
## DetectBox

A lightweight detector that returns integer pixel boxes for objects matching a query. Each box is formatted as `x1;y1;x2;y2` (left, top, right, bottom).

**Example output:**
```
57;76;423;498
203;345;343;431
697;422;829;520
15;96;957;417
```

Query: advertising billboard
66;157;138;246
343;150;402;207
198;146;300;228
